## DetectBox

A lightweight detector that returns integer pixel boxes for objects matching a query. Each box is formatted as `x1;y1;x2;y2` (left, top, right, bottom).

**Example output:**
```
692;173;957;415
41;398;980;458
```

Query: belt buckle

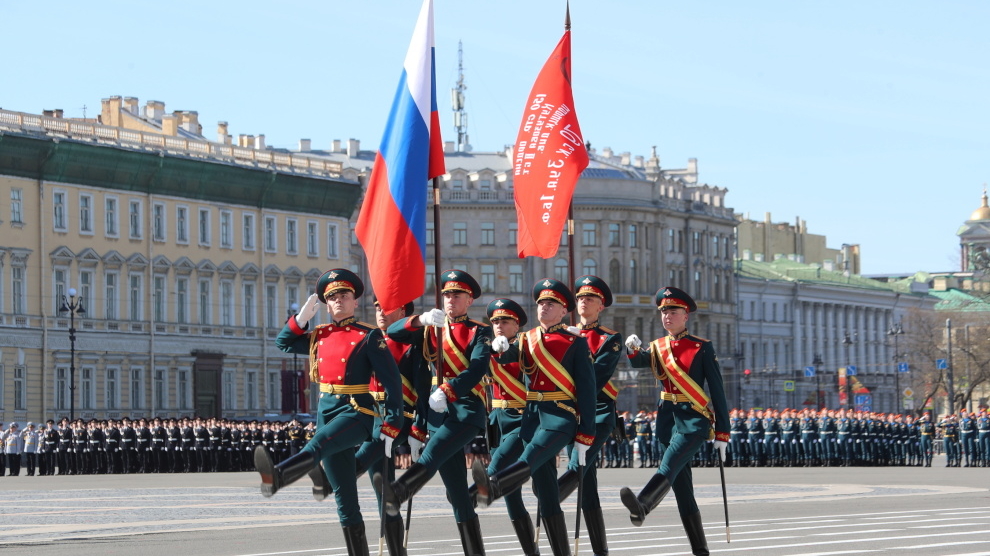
536;392;545;402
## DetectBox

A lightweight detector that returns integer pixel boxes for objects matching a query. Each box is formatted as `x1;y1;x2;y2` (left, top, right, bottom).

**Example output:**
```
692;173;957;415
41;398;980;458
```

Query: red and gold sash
651;338;714;427
490;358;527;405
401;375;416;407
441;320;486;399
525;328;576;401
602;379;619;400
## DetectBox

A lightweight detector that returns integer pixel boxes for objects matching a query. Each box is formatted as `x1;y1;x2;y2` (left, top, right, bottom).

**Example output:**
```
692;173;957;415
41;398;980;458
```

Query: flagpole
431;176;443;380
565;1;578;327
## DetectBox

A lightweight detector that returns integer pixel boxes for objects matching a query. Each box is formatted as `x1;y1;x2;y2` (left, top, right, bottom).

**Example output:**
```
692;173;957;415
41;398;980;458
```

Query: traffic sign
897;362;909;373
903;388;914;398
847;365;858;376
783;380;795;392
804;366;816;377
936;358;947;369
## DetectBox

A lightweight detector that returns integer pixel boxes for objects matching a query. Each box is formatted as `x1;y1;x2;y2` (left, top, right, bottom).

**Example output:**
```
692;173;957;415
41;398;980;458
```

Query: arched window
554;259;568;283
609;259;621;291
582;258;597;277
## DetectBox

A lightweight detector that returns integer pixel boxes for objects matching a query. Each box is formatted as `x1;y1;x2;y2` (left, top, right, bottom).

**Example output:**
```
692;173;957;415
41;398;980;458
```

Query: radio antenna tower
451;40;471;152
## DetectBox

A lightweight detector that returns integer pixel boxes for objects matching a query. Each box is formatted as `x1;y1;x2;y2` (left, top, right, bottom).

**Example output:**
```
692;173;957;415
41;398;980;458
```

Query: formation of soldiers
0;416;317;476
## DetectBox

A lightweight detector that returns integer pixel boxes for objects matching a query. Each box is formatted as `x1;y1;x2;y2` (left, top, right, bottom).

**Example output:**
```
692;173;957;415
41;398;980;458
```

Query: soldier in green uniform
918;412;935;466
619;286;730;556
257;268;404;556
383;270;492;556
473;278;596;556
553;275;622;556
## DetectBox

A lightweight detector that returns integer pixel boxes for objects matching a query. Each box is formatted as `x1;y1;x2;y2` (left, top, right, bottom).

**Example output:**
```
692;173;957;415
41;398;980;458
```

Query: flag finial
565;1;571;31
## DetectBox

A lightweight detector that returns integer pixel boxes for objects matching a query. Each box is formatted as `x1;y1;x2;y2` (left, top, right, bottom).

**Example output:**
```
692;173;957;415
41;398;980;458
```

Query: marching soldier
729;409;746;467
799;409;818;466
939;414;960;467
959;410;977;467
763;409;780;466
105;419;122;473
977;409;990;467
257;268;403;556
918;412;935;467
635;411;653;467
474;278;596;556
620;286;730;556
383;270;491;555
120;418;137;473
781;409;799;467
42;420;58;475
746;409;765;467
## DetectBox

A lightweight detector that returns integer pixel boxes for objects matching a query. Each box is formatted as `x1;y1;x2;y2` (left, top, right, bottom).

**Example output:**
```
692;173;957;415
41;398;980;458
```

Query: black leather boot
619;473;671;526
308;462;332;501
384;519;407;556
585;506;609;555
383;463;431;517
342;523;370;556
543;511;571;556
680;511;709;556
511;515;540;556
555;468;580;503
456;515;486;556
472;459;531;508
255;447;317;497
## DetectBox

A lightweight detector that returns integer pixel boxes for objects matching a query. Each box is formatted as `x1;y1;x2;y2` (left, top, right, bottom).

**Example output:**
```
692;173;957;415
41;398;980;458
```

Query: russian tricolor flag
356;0;445;314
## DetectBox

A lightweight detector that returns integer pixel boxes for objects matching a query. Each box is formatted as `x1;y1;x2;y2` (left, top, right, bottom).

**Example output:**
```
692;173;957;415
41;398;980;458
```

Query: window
105;272;118;320
223;372;235;410
105;197;118;236
712;235;720;258
286;218;298;254
79;194;93;233
13;366;26;410
693;270;702;296
131;368;144;410
12;267;25;314
509;264;523;293
129;274;142;321
243;282;255;327
53;268;67;312
176;206;189;243
178;370;190;409
198;208;211;246
10;188;23;223
582;258;597;276
286;286;299;316
153;276;166;322
479;179;492;190
554;259;568;282
220;210;232;248
267;372;280;410
713;273;720;302
153;203;166;241
426;221;435;246
265;284;278;328
677;230;684;253
350;222;358;245
245;371;257;409
451;179;464;190
609;259;621;290
608;223;621;247
453;222;467;245
264;215;277;252
199;279;211;324
668;229;675;252
81;367;94;409
629;259;638;293
692;231;702;255
327;223;338;258
629;224;639;248
53;190;67;230
176;277;188;324
481;264;496;293
221;280;234;326
481;223;495;246
154;369;167;410
79;271;93;313
56;367;68;409
582;223;597;246
508;223;518;246
106;368;118;410
307;221;318;256
243;213;255;250
129;200;142;239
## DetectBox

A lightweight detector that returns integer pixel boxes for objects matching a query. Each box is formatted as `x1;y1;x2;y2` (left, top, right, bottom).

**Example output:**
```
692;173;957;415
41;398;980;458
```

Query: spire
970;185;990;221
451;40;470;152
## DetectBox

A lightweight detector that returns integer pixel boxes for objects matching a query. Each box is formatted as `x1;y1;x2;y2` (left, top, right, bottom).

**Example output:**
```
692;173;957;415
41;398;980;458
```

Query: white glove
296;293;320;324
625;334;642;351
429;389;448;412
419;308;446;327
491;335;510;354
408;437;424;463
714;440;728;463
574;442;592;466
380;433;394;458
566;326;581;335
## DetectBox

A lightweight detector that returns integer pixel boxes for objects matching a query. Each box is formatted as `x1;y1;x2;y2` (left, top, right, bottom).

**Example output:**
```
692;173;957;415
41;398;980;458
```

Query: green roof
0;132;362;217
736;259;919;293
928;288;990;312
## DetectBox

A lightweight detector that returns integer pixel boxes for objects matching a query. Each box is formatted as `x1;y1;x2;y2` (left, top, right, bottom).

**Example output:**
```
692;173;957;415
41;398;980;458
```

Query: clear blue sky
4;1;988;275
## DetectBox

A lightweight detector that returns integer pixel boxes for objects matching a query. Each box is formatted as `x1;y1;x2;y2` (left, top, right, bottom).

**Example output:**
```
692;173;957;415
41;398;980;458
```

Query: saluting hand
296;293;321;324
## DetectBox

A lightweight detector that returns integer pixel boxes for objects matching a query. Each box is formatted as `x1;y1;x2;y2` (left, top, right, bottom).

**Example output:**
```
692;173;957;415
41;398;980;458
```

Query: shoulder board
469;318;490;328
688;335;711;343
598;325;618;335
354;321;377;331
314;323;332;331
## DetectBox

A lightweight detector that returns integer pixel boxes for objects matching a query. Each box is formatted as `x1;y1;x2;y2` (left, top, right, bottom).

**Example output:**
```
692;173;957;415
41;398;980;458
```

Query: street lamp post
287;303;300;416
812;353;824;410
58;288;85;421
946;319;955;414
888;322;905;413
843;332;856;410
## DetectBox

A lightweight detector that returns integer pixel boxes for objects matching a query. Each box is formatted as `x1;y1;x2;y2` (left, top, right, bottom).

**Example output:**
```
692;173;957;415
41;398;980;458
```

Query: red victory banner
512;30;589;259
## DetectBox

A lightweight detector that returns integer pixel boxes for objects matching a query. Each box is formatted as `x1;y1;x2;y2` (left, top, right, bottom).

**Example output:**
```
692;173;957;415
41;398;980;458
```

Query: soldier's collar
666;329;690;341
579;320;599;330
544;323;567;334
449;313;469;323
333;316;357;327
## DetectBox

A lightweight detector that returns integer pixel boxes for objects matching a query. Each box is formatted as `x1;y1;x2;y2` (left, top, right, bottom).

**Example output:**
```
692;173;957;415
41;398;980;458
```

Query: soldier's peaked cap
316;268;364;303
487;298;528;327
575;275;613;307
533;278;576;311
440;269;481;299
655;285;697;313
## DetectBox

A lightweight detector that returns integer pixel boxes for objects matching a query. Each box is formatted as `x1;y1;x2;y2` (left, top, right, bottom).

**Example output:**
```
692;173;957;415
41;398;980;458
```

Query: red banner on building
512;30;589;259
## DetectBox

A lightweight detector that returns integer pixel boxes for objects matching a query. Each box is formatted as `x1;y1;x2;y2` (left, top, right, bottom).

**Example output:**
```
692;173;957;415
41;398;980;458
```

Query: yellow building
0;105;360;424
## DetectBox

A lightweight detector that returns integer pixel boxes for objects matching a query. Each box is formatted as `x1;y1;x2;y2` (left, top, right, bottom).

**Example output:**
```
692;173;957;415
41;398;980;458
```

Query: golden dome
971;187;990;221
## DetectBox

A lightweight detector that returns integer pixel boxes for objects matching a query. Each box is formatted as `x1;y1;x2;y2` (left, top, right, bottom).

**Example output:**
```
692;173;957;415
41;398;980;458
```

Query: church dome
970;189;990;221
